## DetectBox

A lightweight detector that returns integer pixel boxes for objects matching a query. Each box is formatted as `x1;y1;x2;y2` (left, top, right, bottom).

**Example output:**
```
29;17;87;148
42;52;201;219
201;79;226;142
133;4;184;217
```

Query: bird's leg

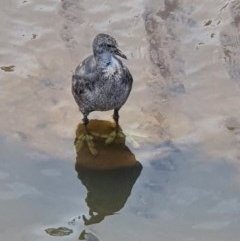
75;114;97;155
105;109;125;144
113;109;119;127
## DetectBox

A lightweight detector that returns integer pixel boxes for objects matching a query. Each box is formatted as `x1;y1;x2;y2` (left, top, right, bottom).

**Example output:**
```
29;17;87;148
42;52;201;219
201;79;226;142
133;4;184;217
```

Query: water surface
1;0;240;240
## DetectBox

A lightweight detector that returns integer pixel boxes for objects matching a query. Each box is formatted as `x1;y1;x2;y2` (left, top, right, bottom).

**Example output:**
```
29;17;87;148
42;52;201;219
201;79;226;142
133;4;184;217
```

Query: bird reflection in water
74;120;142;239
76;165;142;225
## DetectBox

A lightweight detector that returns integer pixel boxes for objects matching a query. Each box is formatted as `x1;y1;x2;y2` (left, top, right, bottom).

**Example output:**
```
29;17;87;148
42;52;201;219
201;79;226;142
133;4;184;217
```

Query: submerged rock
45;227;73;236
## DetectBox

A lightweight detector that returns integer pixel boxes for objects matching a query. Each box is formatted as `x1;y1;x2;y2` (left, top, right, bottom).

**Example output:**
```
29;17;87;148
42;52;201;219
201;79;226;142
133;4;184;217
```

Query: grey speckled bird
72;33;133;154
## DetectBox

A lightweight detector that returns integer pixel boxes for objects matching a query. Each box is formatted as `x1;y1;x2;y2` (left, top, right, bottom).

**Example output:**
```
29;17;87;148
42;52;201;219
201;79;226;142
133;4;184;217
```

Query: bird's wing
123;65;133;86
72;56;98;98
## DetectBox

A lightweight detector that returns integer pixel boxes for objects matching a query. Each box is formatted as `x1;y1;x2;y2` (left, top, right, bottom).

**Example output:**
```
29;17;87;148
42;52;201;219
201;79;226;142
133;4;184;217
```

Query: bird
72;33;133;155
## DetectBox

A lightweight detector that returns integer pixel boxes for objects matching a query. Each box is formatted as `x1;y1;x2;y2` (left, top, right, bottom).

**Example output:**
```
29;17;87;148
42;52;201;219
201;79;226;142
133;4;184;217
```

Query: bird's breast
102;66;118;79
102;56;122;79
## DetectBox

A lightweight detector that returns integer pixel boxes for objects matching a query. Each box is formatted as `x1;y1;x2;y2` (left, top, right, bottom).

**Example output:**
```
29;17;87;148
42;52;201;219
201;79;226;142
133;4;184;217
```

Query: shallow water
1;0;240;240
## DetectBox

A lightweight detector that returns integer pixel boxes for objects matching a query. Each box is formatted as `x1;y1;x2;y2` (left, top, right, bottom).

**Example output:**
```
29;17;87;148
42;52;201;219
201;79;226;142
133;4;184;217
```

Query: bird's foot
74;132;97;155
105;128;125;144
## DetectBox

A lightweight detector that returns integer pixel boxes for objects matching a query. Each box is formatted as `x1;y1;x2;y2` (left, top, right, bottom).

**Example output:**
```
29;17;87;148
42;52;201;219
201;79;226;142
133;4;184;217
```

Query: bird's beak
115;48;127;60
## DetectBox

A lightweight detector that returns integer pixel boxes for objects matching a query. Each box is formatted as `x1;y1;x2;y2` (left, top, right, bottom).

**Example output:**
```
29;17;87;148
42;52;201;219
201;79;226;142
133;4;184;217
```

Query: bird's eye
107;44;113;48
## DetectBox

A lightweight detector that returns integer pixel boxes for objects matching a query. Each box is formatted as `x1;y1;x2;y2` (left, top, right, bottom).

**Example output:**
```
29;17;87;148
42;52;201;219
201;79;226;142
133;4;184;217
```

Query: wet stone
45;227;73;236
31;33;37;39
204;19;212;26
0;65;15;72
68;215;81;225
79;230;100;241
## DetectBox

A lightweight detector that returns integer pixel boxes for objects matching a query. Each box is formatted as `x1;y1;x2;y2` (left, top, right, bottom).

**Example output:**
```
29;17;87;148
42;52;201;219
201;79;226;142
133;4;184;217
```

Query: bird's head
92;33;127;60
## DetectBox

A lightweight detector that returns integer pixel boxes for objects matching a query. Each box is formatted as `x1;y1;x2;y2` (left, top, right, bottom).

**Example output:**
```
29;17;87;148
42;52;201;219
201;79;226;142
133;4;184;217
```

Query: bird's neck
95;53;121;77
95;53;112;68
